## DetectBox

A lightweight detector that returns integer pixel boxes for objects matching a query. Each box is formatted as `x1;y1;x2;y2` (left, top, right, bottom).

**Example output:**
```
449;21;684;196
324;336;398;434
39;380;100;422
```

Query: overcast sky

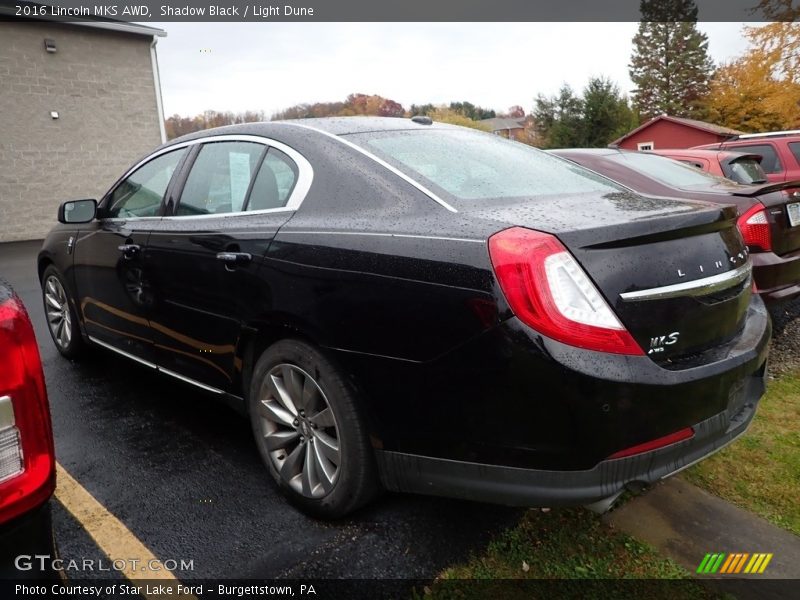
151;22;754;118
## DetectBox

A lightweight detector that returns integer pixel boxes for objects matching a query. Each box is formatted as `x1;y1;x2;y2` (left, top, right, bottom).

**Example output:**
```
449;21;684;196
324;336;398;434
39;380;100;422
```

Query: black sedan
39;118;769;518
0;280;58;577
552;148;800;304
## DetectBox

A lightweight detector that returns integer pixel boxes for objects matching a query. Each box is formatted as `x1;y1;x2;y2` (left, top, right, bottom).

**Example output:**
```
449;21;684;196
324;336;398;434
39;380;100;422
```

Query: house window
637;141;654;151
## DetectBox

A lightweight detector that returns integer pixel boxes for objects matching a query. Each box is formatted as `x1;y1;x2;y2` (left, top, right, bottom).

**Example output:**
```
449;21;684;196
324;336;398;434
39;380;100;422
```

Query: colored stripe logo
697;552;773;574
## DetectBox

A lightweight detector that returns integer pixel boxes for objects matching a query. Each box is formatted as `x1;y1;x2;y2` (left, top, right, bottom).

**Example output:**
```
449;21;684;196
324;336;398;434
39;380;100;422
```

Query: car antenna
411;115;433;125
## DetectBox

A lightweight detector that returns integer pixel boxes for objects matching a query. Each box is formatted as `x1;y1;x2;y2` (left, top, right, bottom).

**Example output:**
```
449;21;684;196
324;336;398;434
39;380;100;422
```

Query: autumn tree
340;93;405;117
629;0;714;120
271;102;346;120
271;93;405;120
164;110;267;139
744;22;800;85
703;22;800;131
503;105;526;119
751;0;800;21
422;107;489;130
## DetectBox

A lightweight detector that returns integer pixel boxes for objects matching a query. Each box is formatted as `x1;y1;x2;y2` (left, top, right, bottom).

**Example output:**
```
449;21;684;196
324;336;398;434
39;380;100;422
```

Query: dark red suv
693;130;800;183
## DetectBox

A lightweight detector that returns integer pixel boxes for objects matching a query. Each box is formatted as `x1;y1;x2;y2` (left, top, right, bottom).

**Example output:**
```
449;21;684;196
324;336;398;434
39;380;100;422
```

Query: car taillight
488;227;643;355
608;427;694;459
737;203;772;252
0;295;56;525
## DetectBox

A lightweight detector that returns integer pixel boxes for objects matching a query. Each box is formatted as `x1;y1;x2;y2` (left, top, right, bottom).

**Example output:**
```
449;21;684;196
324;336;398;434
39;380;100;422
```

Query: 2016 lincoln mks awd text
39;117;770;517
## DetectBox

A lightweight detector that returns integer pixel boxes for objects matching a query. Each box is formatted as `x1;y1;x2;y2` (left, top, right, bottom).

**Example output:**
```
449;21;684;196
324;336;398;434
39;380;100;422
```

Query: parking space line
55;463;197;599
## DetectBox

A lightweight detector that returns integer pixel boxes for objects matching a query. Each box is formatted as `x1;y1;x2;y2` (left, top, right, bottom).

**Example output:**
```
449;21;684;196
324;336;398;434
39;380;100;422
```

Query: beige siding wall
0;22;163;242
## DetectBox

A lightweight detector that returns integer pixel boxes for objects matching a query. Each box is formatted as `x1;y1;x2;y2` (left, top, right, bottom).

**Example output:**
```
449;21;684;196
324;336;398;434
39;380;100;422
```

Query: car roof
274;116;461;135
550;148;621;157
169;116;462;145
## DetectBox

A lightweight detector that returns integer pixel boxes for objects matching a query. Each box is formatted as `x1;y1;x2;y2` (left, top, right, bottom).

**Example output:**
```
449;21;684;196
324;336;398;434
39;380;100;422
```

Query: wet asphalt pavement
1;240;523;581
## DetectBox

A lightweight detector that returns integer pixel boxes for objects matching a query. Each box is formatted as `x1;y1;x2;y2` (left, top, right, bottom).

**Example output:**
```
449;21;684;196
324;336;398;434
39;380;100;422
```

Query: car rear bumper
752;248;800;303
377;358;766;507
0;502;60;580
366;294;770;507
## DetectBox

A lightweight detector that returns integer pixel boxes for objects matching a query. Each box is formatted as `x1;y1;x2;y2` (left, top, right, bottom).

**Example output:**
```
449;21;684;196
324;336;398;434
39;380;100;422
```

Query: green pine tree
582;76;638;147
533;84;584;148
629;0;714;120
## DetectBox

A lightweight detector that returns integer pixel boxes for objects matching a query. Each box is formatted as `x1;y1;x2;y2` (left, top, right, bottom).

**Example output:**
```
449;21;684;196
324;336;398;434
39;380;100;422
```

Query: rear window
347;129;622;202
729;144;782;173
617;152;728;187
726;159;767;184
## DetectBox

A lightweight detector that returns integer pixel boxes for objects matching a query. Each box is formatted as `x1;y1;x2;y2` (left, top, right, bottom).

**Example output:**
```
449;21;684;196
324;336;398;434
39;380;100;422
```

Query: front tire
41;266;84;359
248;339;378;518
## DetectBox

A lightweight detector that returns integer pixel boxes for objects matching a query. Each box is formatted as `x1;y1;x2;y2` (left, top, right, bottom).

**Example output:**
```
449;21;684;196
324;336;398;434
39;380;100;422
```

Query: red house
610;115;742;151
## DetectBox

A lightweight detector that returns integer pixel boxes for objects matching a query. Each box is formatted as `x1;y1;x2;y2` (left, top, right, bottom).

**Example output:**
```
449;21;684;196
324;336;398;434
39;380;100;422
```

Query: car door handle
216;251;252;265
118;244;140;259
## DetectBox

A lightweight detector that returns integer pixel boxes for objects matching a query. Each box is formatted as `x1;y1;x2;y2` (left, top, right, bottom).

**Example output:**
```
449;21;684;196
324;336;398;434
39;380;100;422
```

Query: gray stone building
0;18;166;242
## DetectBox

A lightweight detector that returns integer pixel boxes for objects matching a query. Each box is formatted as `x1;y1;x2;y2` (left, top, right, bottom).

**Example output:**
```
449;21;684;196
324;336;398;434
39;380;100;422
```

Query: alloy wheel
44;275;72;350
257;364;341;498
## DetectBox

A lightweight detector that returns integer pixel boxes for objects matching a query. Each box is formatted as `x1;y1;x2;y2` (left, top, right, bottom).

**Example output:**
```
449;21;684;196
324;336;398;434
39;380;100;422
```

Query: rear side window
676;159;706;170
349;129;621;202
247;148;298;211
789;142;800;166
730;144;782;174
107;149;186;218
177;141;264;216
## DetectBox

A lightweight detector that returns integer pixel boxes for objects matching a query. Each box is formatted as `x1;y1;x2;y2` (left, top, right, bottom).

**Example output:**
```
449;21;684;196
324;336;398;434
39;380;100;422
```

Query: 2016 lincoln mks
39;117;770;517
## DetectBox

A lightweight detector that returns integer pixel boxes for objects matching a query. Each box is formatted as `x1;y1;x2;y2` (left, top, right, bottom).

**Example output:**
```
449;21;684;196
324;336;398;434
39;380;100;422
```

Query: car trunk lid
469;191;752;362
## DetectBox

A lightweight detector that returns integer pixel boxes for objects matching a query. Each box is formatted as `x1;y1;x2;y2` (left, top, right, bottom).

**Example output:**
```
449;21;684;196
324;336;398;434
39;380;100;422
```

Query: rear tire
248;339;379;518
41;266;84;359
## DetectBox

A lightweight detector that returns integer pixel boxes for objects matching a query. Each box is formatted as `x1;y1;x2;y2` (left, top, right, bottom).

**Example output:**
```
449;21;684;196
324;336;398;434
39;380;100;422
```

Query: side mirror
58;199;97;224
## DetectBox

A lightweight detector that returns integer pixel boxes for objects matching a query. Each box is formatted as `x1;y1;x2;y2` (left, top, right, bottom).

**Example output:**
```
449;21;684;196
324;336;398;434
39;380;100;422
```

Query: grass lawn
421;371;797;598
420;508;717;599
682;369;800;536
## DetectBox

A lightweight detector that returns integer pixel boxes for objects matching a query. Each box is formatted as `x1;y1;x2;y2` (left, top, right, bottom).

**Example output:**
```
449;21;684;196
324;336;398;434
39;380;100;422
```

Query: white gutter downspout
150;37;167;143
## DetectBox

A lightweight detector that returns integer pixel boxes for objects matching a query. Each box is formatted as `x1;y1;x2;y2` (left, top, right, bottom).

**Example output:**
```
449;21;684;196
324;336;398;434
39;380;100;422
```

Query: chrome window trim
103;134;313;222
278;230;484;243
619;262;752;302
284;122;459;213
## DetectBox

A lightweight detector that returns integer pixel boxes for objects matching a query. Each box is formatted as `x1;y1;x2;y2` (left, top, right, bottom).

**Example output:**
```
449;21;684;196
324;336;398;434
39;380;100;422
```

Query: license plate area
787;202;800;227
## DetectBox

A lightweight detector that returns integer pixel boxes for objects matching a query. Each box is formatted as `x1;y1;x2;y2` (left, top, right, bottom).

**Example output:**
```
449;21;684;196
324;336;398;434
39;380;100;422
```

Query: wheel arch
237;314;380;440
37;255;54;285
237;313;325;401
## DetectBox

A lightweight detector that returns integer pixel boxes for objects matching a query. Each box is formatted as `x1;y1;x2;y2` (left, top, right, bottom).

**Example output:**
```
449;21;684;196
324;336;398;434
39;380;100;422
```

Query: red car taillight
0;295;56;525
488;227;643;355
608;427;694;459
737;202;772;252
